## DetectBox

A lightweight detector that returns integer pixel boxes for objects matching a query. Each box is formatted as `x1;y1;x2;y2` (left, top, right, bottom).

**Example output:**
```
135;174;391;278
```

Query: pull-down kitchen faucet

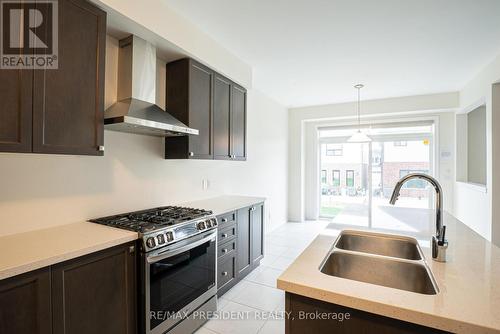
389;173;448;262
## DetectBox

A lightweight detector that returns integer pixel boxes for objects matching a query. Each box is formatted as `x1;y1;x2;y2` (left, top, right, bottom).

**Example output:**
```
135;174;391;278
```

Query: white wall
92;0;252;88
454;53;500;244
288;93;459;222
0;89;288;237
0;34;288;236
467;106;487;185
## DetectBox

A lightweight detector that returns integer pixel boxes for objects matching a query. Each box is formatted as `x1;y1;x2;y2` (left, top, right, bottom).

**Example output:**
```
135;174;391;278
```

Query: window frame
346;170;355;188
332;170;340;187
321;170;327;184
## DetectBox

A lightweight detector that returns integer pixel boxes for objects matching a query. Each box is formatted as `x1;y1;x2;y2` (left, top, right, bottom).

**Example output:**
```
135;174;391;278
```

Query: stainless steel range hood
105;35;198;137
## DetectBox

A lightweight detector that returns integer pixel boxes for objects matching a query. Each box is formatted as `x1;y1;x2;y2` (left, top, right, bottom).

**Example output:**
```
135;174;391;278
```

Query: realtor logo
1;0;58;69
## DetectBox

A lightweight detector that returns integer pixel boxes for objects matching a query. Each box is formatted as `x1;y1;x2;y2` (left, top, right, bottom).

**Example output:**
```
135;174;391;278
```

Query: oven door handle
146;231;217;264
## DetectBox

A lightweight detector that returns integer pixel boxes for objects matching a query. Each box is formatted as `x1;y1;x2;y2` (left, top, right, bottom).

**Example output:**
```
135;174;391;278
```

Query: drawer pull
221;233;228;238
221;218;228;223
221;271;228;276
222;248;228;253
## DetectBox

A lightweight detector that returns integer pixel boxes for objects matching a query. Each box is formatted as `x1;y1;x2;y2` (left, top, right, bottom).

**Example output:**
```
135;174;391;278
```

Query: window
394;141;407;147
332;170;340;186
399;170;430;189
326;144;343;156
346;170;354;187
321;170;327;184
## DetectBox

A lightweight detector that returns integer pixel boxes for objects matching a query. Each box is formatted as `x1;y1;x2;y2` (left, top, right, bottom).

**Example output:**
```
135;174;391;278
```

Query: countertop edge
277;278;497;334
0;233;138;281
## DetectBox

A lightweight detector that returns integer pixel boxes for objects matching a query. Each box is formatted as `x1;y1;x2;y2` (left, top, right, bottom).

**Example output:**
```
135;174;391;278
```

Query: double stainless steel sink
320;230;439;295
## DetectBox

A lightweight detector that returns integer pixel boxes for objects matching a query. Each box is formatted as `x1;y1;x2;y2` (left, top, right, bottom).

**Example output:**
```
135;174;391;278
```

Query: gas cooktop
89;206;218;252
90;206;212;233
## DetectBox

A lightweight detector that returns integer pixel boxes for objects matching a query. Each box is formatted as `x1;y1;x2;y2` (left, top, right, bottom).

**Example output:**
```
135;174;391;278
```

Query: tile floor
195;220;330;334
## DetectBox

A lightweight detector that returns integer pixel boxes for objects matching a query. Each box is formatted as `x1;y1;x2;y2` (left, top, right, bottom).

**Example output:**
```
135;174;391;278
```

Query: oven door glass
148;236;216;330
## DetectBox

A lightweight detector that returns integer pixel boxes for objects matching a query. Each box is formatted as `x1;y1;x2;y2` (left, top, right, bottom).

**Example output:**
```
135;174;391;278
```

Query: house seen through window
399;169;429;188
326;144;343;156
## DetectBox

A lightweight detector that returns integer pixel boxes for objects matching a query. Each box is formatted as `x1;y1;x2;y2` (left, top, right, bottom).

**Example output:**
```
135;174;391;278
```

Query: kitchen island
277;212;500;333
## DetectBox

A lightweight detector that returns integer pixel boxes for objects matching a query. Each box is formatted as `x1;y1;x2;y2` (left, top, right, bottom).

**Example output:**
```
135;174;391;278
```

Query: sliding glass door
319;123;434;235
320;142;369;227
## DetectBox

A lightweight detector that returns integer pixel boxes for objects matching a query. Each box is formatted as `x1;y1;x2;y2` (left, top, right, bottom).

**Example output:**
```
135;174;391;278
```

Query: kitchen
1;0;500;334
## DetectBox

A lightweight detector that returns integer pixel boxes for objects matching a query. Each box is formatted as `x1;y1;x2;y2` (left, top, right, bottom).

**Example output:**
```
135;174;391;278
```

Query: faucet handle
432;235;448;262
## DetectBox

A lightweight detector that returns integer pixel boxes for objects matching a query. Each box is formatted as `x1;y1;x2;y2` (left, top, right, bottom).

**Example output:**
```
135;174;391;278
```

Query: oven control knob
146;237;156;248
165;231;174;242
211;218;218;227
197;221;206;230
157;234;165;245
205;219;212;228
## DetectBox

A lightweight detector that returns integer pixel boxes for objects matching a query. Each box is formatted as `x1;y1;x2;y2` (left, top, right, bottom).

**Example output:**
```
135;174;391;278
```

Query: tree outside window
346;170;354;187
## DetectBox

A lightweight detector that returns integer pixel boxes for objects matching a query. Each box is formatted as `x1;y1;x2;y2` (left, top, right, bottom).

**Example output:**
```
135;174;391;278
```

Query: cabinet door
213;74;231;159
188;61;213;158
231;84;246;160
0;268;52;334
0;67;33;153
236;207;252;278
251;204;265;266
52;242;136;334
32;0;105;155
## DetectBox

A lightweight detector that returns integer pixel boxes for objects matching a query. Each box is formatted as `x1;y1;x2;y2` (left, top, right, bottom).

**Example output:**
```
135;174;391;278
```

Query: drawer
217;211;236;228
217;255;236;290
218;224;236;244
218;239;236;259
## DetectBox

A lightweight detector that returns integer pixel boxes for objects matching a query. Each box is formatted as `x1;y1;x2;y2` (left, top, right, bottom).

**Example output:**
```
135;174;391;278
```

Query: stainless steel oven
141;230;217;334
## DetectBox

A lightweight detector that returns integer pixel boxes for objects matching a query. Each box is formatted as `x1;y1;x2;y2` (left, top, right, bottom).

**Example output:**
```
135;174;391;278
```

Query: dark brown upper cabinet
165;59;214;159
33;0;106;155
213;74;232;159
231;83;247;160
0;0;106;156
0;69;33;153
164;58;247;161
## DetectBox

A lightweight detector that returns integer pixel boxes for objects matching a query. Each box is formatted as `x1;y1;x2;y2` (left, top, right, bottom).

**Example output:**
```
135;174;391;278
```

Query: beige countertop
0;222;138;280
0;195;265;281
277;212;500;333
181;195;266;215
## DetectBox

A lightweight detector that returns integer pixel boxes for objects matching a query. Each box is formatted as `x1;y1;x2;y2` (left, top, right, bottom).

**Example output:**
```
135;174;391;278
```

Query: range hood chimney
105;35;198;137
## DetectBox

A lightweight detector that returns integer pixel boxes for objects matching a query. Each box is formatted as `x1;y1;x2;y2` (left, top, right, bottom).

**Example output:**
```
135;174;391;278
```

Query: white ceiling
164;0;500;108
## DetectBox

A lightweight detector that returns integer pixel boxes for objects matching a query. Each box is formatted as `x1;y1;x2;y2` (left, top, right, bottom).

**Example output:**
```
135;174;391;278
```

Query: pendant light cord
354;84;364;131
357;87;361;129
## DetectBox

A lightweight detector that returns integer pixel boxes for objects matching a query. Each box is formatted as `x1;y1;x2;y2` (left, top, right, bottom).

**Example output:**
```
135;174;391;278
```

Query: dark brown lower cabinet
52;242;136;334
285;292;450;334
250;204;264;266
0;242;136;334
217;203;265;297
0;268;52;334
236;206;252;278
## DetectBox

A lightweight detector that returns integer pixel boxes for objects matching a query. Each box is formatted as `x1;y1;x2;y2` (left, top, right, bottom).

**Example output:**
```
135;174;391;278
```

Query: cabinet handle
222;248;228;253
129;246;135;254
188;152;194;157
222;271;228;276
98;145;105;152
221;218;228;223
221;233;228;238
250;207;256;211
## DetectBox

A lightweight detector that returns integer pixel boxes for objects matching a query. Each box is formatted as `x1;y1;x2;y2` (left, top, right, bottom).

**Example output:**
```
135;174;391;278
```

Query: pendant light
348;84;371;143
